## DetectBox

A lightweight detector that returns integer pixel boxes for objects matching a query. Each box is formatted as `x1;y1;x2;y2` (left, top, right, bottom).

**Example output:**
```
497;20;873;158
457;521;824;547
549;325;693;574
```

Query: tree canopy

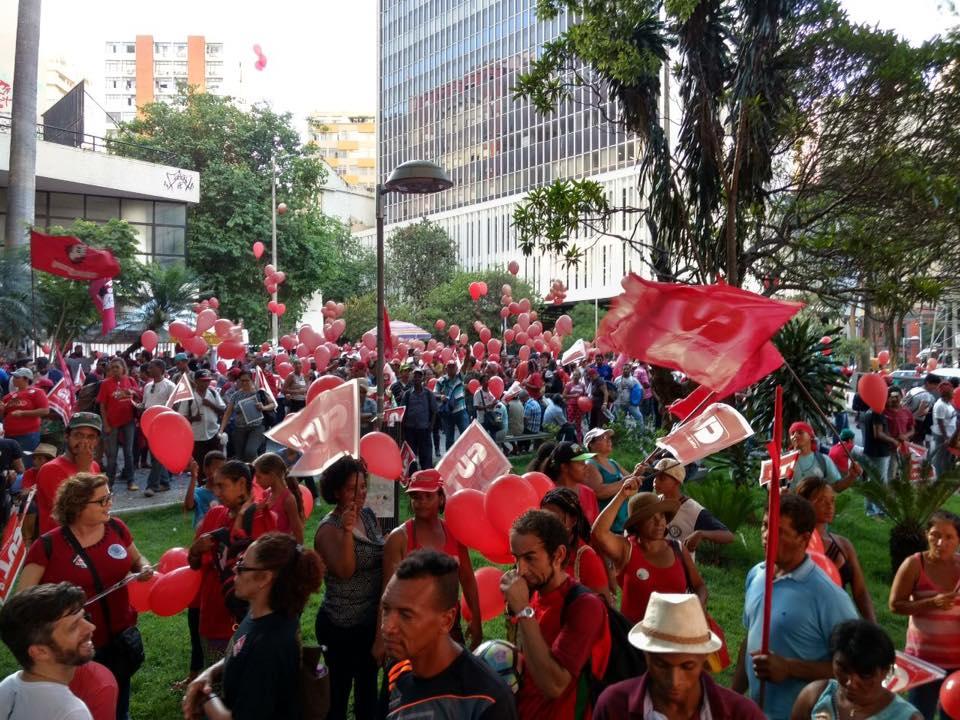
386;220;458;307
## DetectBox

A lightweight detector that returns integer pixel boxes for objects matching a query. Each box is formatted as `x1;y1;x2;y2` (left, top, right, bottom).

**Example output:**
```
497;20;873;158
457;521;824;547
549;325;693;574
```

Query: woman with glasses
18;472;154;720
183;532;324;720
220;370;277;461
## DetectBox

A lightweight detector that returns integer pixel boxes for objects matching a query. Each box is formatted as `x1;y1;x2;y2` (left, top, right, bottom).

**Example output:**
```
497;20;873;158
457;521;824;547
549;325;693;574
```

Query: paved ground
109;466;193;514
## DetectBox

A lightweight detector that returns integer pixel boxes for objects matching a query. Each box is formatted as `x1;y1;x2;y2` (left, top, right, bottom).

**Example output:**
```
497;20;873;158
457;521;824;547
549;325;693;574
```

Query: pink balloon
158;547;189;574
147;412;194;473
519;298;531;313
208;297;219;310
518;345;530;361
214;318;233;339
508;260;519;275
169;321;192;340
504;329;515;344
500;307;510;319
435;319;446;331
448;324;460;340
472;342;485;360
523;471;555;500
488;375;505;400
276;362;294;379
299;326;321;352
313;345;331;369
330;319;346;341
280;334;297;352
217;361;228;374
362;331;377;351
487;338;502;355
306;374;344;404
877;350;890;366
195;309;217;334
265;264;276;275
276;303;286;316
485;474;539;537
468;378;481;395
149;566;202;617
140;330;158;352
274;271;286;284
528;322;542;338
218;340;246;360
295;344;310;359
360;432;403;479
479;327;492;344
508;301;520;315
183;335;208;356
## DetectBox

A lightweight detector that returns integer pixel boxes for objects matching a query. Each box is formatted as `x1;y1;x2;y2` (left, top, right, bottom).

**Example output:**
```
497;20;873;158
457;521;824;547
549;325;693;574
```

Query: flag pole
758;384;784;710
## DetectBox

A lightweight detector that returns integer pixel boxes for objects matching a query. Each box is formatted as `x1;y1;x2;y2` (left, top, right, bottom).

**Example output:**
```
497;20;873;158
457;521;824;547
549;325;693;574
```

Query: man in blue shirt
436;361;469;450
522;391;542;434
542;394;567;429
733;494;857;720
402;369;438;470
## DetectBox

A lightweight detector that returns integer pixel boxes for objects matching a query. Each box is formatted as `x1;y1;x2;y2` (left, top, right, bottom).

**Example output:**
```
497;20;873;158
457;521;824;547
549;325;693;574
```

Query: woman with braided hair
540;486;613;604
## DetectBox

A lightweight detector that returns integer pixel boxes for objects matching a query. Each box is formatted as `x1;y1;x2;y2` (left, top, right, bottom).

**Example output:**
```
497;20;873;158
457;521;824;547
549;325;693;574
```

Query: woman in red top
562;369;586;440
592;478;707;623
379;469;482;651
541;440;601;525
96;359;142;491
540;486;613;605
253;452;305;543
188;460;277;664
18;472;154;720
0;367;50;461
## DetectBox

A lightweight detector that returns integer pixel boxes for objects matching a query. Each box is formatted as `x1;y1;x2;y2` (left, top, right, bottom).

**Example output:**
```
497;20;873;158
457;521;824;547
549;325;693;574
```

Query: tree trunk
723;110;750;287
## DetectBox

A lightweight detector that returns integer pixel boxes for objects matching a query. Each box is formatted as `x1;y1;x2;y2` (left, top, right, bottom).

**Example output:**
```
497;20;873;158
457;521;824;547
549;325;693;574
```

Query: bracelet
202;692;218;705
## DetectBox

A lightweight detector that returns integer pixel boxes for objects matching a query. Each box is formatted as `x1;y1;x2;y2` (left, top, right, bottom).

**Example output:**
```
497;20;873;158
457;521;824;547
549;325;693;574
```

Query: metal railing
0;113;179;167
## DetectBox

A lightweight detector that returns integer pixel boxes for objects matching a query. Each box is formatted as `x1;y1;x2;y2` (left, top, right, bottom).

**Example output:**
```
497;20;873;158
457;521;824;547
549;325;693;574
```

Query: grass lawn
1;458;956;719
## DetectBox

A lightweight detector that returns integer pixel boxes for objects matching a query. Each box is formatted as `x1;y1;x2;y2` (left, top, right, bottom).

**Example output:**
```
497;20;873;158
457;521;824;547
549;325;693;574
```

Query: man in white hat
649;457;734;556
595;592;765;719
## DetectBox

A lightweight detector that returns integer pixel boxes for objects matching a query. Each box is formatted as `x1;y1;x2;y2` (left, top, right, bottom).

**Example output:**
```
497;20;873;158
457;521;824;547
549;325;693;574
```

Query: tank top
810;679;919;719
904;552;960;668
267;488;293;534
588;458;627;532
618;537;689;623
403;518;461;559
824;533;855;589
286;373;307;401
319;508;384;627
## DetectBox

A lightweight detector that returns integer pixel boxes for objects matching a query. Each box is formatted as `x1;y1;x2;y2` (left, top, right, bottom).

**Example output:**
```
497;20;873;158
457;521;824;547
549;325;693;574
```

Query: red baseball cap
406;469;444;494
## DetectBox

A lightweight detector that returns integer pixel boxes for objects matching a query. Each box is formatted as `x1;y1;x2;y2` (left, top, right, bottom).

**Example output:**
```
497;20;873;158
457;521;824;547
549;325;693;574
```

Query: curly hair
53;473;109;526
511;509;569;561
541;486;591;547
319;455;368;505
247;532;324;617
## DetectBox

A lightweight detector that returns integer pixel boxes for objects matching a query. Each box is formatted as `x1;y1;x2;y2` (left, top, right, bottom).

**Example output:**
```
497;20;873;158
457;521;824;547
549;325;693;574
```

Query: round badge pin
107;544;127;560
636;568;650;581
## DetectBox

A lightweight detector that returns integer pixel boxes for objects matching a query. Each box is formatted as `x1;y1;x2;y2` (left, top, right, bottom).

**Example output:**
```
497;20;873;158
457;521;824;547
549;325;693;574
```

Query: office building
309;112;377;192
104;36;226;124
361;0;650;302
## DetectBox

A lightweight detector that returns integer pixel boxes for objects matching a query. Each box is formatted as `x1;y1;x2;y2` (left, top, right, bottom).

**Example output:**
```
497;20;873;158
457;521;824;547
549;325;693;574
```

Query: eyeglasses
234;558;267;573
87;493;113;507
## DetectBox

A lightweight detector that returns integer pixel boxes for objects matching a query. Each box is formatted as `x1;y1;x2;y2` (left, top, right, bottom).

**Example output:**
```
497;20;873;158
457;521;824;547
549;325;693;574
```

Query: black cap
926;373;942;385
194;369;213;381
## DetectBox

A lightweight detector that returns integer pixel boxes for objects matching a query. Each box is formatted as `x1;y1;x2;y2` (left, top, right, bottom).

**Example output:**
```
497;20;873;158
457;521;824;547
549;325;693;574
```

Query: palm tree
117;262;201;353
0;247;38;351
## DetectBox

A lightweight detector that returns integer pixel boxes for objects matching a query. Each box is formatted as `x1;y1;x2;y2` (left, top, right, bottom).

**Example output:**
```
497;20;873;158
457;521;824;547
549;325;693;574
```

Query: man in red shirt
0;367;50;463
501;509;607;720
36;412;102;535
97;359;141;491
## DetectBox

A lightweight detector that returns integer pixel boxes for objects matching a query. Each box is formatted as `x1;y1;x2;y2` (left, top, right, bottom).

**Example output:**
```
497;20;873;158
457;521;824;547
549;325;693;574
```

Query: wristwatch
510;606;536;624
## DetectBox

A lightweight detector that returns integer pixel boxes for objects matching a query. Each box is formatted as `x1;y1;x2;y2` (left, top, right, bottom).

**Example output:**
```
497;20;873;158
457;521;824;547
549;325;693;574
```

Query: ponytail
218;459;254;493
254;452;304;520
251;532;324;617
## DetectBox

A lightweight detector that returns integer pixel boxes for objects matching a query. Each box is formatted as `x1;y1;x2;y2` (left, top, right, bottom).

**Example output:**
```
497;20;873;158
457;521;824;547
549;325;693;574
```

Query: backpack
209;504;259;622
629;381;643;406
561;582;647;719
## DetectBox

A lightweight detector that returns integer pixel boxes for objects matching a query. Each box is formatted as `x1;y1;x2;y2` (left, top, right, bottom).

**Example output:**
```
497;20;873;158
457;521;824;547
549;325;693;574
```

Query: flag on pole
400;441;417;480
0;489;37;604
88;278;116;335
435;421;512;494
668;385;717;422
655;403;754;465
759;450;799;486
383;306;395;357
47;378;76;424
166;373;195;407
255;366;277;407
761;386;784;673
30;230;121;280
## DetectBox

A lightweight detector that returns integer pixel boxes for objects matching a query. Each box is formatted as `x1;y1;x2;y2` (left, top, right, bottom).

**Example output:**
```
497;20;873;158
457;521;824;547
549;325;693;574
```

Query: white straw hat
628;592;722;655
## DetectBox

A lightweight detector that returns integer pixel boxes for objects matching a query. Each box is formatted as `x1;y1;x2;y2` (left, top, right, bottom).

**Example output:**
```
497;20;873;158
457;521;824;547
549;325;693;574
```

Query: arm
732;639;749;693
836;536;876;622
681;546;708;608
182;658;226;720
889;554;952;615
790;681;828;720
685;528;735;551
11;407;49;418
590;479;635;570
581;463;619;501
457;542;483;649
15;563;45;592
218;403;234;433
515;615;573;699
206;390;226;413
183;460;199;512
314;513;357;579
283;493;304;544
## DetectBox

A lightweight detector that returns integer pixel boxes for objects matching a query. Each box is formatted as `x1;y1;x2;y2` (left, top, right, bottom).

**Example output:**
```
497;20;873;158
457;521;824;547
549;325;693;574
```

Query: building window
126;44;135;53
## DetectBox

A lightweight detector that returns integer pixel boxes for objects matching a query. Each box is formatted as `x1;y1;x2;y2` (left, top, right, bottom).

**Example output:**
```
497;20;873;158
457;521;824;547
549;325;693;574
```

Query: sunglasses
87;493;113;507
234;557;267;574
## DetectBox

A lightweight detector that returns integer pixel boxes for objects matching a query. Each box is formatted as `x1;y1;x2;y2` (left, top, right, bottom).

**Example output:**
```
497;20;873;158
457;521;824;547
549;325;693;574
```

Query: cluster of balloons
252;44;267;71
445;472;555;621
545;278;568;305
163;301;246;360
321;300;345;322
278;325;343;373
263;264;287;316
468;281;489;302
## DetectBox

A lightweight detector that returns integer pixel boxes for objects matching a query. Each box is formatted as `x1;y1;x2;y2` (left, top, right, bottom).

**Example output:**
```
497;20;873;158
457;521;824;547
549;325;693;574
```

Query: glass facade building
372;0;648;301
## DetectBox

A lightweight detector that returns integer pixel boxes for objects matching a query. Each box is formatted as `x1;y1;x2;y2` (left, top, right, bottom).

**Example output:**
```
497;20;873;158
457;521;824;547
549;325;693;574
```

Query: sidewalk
109;466;193;515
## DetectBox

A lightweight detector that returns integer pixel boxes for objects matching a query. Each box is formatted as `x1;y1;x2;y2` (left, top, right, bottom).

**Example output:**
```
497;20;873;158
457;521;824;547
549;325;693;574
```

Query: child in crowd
253;452;305;544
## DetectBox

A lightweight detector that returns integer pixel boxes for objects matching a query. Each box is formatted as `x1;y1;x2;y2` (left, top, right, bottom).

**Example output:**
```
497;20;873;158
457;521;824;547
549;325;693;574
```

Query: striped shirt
905;552;960;668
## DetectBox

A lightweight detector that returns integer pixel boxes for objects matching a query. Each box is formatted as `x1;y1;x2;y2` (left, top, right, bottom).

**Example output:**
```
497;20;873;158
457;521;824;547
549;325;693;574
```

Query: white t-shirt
0;673;92;720
932;398;957;438
143;377;176;409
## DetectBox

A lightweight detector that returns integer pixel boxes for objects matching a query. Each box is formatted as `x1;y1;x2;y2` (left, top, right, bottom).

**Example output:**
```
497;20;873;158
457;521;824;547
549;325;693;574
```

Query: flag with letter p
656;403;754;465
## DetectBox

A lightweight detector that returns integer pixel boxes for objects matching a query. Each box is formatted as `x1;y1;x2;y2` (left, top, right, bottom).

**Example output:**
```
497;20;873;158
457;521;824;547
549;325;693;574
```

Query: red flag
254;366;277;407
655;403;754;465
47;378;76;424
88;279;116;335
668;385;716;421
435;421;512;494
400;441;417;480
759;450;799;486
383;306;395;357
266;379;360;477
0;489;36;604
166;373;195;407
599;275;802;396
887;652;946;694
761;386;784;663
30;230;120;280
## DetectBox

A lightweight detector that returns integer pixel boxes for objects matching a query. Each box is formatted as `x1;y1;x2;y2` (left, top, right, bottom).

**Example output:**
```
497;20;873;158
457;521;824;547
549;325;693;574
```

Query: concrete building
318;159;375;232
361;0;648;302
104;36;226;124
308;112;376;192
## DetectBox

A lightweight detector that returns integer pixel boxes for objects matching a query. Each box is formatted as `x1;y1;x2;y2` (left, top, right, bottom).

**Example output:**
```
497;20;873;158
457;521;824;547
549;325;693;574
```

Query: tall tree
111;89;347;340
386;220;458;307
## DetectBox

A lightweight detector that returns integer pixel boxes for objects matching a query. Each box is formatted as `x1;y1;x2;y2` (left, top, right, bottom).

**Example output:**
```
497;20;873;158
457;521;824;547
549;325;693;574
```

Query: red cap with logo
406;469;444;493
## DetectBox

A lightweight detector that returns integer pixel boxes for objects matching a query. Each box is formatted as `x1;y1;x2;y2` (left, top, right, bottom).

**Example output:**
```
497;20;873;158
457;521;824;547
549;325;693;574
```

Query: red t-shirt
516;577;607;720
828;441;854;474
194;504;277;640
577;484;600;526
96;377;141;428
1;387;49;436
70;661;118;720
36;456;101;535
526;372;544;400
20;467;39;490
569;541;608;595
25;519;137;649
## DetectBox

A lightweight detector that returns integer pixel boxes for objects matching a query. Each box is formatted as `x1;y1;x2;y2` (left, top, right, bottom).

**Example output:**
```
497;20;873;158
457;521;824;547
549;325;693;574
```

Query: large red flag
88;278;116;335
599;275;802;396
30;230;121;280
383;306;395;357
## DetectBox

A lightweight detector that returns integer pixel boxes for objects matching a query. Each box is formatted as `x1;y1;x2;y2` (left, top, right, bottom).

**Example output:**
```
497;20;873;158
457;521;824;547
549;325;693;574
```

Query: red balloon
523;471;555;500
196;308;217;334
485;474;539;537
183;335;208;356
253;241;265;259
460;566;505;623
140;406;174;438
148;412;194;473
128;573;160;613
169;321;192;340
467;378;481;394
149;566;202;617
488;376;505;400
857;373;888;413
516;363;528;381
276;361;294;379
445;489;511;558
158;547;189;574
435;319;446;331
300;484;315;518
469;282;483;302
217;360;228;374
306;374;344;404
808;551;842;586
359;432;403;479
877;350;890;366
218;340;246;360
577;396;593;412
508;260;519;275
941;671;960;718
448;324;460;340
140;330;159;352
427;378;438;391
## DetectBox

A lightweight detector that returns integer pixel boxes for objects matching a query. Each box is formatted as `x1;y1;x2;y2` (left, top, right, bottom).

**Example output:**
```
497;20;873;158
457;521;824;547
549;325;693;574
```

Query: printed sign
656;403;754;465
436;421;512;494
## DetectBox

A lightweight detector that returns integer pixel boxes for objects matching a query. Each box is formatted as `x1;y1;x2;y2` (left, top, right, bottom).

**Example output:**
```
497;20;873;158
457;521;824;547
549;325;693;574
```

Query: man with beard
0;582;97;719
500;509;607;720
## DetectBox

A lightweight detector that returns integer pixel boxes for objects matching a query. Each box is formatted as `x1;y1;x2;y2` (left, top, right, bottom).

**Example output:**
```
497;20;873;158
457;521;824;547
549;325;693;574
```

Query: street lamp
376;160;452;417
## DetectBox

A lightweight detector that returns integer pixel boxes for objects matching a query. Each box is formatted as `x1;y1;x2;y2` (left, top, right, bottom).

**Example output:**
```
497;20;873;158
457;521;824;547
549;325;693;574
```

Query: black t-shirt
387;648;518;720
0;439;22;472
222;612;301;720
863;410;891;458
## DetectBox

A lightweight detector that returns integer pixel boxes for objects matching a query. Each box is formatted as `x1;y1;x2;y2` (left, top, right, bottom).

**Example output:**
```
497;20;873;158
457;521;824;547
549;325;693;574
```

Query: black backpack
561;582;647;718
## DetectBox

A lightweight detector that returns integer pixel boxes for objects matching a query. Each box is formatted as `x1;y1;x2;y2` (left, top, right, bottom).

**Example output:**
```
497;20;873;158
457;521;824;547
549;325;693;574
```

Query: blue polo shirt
742;555;857;720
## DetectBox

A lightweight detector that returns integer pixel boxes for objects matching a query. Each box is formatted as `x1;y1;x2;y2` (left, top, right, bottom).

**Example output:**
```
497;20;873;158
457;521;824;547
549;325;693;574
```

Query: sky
0;0;955;136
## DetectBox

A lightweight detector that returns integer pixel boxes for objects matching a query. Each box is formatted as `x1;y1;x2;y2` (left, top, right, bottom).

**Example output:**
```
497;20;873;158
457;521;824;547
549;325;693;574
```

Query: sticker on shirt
667;525;682;539
107;544;127;560
232;634;247;656
72;555;88;569
636;567;650;581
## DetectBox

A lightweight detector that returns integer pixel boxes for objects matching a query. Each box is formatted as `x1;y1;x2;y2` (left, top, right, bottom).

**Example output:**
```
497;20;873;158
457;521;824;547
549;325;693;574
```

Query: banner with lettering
656;403;754;466
436;421;512;494
0;489;36;604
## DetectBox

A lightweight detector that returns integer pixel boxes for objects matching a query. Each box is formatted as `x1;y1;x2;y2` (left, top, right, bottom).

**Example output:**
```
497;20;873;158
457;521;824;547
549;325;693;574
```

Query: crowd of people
0;344;953;720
